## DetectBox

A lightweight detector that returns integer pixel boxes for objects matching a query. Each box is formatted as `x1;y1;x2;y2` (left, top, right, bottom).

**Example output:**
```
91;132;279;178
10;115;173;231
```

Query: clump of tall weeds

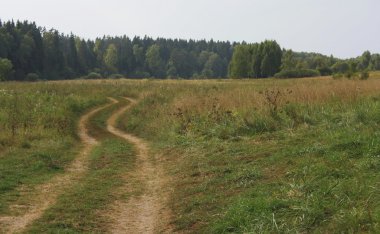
172;97;242;139
260;88;293;115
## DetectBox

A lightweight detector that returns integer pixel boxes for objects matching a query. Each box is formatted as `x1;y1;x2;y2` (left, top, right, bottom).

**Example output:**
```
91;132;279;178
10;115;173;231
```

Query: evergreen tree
43;30;64;79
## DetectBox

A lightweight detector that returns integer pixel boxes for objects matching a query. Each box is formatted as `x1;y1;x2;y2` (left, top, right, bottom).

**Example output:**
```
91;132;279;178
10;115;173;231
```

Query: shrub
0;58;13;81
360;70;369;80
274;69;320;79
132;71;151;79
86;72;102;79
25;73;40;82
344;71;353;79
332;73;343;79
317;67;333;76
109;74;124;79
344;71;361;80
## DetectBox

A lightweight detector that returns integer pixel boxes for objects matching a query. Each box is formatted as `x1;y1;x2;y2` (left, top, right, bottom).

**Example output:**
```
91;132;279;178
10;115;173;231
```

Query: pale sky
1;0;379;58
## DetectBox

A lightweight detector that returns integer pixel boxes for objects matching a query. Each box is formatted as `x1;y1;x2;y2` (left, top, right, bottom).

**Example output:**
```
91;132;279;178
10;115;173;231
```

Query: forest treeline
0;20;379;81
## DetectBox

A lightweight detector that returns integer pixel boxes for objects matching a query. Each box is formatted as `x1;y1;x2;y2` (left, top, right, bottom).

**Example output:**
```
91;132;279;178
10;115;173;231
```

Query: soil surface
105;97;172;234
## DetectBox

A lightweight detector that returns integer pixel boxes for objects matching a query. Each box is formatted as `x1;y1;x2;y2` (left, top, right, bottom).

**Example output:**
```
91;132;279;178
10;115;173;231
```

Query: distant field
0;74;379;233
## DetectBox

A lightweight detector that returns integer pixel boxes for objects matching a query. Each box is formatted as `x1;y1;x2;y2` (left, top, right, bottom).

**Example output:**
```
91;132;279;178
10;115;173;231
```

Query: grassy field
118;74;380;233
0;74;379;233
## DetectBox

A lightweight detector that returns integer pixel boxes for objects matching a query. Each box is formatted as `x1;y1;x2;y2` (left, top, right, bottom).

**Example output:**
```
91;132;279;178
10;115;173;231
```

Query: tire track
0;99;117;234
106;97;172;234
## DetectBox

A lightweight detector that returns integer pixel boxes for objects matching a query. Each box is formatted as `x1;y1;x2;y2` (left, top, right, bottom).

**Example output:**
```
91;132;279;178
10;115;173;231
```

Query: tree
76;38;94;74
281;50;297;71
1;19;375;81
312;55;329;70
103;43;118;73
359;51;371;70
169;49;196;78
296;60;308;70
66;35;79;76
229;45;251;78
132;44;145;72
201;53;224;78
260;40;282;77
250;43;262;78
0;29;10;58
118;36;134;75
166;60;177;78
0;58;13;81
145;44;165;78
370;54;380;70
230;41;281;78
332;61;350;74
43;30;64;79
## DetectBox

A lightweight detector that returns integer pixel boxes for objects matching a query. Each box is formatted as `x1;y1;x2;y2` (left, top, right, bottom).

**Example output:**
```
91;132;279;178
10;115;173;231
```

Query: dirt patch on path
0;99;117;234
106;97;173;234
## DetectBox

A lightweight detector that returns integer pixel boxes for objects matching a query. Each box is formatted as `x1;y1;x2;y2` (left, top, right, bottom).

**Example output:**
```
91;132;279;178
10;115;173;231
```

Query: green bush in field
26;73;40;82
108;74;124;79
0;58;13;81
332;73;343;79
274;69;320;78
86;72;102;79
360;70;369;80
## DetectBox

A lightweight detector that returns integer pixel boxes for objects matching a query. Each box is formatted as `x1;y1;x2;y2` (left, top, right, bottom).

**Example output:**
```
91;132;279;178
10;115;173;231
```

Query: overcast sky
1;0;379;58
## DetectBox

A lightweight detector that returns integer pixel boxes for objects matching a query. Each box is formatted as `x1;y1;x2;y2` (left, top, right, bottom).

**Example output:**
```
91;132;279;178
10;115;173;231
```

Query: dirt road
105;97;172;234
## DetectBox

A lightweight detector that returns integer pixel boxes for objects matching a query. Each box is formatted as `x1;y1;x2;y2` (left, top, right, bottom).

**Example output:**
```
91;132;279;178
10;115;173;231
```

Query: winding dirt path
106;97;172;234
0;100;117;234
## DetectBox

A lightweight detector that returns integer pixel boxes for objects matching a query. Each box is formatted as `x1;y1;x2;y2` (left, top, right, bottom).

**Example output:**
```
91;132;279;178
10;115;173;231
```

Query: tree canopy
0;19;378;81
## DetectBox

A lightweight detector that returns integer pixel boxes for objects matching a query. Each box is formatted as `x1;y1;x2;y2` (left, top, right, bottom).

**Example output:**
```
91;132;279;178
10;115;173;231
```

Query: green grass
25;138;135;233
0;136;79;214
209;123;380;233
0;85;106;215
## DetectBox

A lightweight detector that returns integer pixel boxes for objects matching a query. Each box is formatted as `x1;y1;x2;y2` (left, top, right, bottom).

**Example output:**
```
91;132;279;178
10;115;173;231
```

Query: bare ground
0;100;117;234
105;97;173;234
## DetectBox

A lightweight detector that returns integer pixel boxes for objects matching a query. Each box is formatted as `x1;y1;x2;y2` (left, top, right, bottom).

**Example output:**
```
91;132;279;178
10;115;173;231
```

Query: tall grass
116;75;380;233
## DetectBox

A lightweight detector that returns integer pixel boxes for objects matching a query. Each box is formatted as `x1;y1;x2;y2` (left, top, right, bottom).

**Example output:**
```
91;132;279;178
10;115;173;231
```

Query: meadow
0;74;379;233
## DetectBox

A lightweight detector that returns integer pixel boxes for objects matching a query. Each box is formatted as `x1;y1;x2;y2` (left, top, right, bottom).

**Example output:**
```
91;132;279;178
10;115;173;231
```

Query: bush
332;73;343;79
344;71;354;79
0;58;13;81
317;67;333;76
109;74;124;79
86;72;102;79
25;73;40;82
360;70;369;80
132;71;151;79
274;69;320;79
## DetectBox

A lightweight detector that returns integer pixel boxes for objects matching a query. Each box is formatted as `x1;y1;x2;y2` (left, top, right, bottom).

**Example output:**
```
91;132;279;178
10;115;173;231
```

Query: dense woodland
0;20;379;81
